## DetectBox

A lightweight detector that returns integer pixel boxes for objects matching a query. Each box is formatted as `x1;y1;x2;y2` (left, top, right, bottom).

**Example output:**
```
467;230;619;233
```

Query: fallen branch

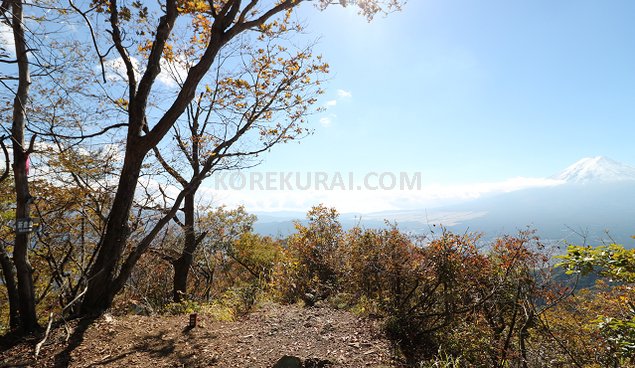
34;312;54;360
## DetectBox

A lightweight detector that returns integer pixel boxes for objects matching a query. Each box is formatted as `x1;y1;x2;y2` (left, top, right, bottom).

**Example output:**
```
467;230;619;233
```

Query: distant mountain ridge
253;157;635;246
553;156;635;183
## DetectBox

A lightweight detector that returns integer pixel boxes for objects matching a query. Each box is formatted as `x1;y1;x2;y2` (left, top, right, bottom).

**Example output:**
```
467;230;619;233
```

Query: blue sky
205;0;635;212
254;0;635;179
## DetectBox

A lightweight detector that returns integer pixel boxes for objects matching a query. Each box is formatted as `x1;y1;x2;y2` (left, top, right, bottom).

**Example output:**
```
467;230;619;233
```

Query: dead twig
34;312;54;360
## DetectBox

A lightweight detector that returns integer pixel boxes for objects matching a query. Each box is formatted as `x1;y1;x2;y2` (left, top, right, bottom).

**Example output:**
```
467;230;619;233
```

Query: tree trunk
173;191;197;302
10;0;39;334
80;148;145;315
0;246;20;330
77;0;296;316
519;311;533;368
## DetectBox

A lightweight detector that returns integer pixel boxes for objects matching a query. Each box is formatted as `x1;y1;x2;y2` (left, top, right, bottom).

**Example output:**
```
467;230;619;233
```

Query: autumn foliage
269;205;635;366
2;194;635;366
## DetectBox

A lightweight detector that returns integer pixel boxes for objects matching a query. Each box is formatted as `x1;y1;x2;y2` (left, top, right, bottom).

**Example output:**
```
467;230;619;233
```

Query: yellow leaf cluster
177;0;211;14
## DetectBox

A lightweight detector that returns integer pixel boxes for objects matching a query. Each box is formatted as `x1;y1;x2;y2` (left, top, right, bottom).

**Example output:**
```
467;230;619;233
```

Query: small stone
273;355;303;368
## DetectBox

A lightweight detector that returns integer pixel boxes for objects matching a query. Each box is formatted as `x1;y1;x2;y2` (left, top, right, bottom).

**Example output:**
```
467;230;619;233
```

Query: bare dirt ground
0;303;403;367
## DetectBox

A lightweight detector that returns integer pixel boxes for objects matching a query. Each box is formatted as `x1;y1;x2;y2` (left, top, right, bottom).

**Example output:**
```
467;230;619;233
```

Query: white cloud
0;23;14;58
103;56;142;83
321;90;349;113
481;176;565;193
102;56;188;88
157;59;189;87
319;116;332;127
337;89;352;98
319;113;337;127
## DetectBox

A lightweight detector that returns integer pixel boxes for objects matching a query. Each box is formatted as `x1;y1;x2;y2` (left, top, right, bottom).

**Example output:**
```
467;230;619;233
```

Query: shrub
273;205;344;304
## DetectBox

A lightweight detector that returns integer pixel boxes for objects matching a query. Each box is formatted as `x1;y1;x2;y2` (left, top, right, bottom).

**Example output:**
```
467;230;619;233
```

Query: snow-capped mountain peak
554;156;635;183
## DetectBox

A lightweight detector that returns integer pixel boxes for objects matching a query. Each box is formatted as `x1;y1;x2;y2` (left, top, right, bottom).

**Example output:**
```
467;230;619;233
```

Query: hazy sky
202;0;635;212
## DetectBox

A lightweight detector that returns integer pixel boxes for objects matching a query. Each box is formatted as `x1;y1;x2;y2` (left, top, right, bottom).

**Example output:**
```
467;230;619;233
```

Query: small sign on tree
15;218;34;234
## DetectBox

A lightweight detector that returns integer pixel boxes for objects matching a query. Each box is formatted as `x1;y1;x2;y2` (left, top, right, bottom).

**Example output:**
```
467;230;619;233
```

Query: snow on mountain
553;156;635;183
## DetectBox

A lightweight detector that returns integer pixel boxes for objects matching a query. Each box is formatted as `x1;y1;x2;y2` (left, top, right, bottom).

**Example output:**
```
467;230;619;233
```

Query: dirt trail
1;304;402;367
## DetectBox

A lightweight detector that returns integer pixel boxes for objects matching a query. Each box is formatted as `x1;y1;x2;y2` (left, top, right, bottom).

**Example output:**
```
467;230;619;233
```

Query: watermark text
212;171;422;191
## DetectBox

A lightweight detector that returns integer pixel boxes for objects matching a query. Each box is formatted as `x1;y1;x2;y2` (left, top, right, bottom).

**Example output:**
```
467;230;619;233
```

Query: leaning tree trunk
80;148;145;315
10;0;39;334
